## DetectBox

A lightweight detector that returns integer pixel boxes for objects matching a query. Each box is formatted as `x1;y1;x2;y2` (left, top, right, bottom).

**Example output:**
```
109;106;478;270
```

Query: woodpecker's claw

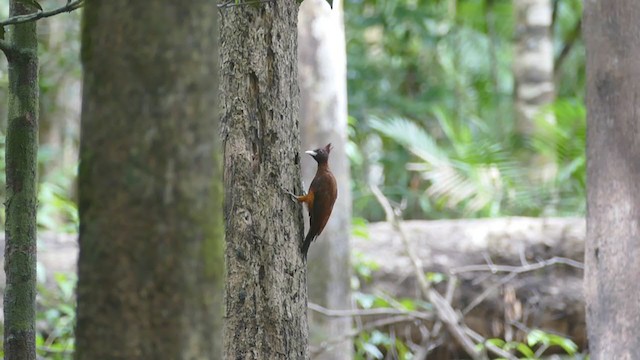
281;187;300;202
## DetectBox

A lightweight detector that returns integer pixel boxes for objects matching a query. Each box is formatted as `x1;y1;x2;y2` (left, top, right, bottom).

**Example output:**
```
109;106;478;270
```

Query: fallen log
351;217;586;358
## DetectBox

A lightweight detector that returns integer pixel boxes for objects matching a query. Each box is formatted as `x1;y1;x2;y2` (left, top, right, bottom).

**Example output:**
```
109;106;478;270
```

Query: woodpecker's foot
281;187;301;202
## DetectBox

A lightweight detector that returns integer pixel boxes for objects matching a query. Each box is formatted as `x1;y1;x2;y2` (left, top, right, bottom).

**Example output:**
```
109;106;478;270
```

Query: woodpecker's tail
301;231;316;260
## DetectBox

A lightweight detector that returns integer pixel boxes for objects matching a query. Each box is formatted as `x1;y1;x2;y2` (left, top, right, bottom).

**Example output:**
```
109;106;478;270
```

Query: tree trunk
513;0;555;136
75;2;223;359
220;2;309;359
584;1;640;358
2;1;39;359
298;0;353;358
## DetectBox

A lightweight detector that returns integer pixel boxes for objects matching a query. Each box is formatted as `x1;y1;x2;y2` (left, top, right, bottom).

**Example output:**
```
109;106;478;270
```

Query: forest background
0;0;585;359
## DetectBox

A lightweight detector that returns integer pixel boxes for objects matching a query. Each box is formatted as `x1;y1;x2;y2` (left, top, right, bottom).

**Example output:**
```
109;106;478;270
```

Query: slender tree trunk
220;2;309;359
298;0;352;358
584;1;640;358
2;1;39;359
75;2;223;359
513;0;555;136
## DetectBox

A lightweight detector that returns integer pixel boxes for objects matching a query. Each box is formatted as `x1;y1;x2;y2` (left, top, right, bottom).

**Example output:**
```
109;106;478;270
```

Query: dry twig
308;302;432;321
0;0;83;57
370;185;483;360
451;256;584;275
0;0;83;27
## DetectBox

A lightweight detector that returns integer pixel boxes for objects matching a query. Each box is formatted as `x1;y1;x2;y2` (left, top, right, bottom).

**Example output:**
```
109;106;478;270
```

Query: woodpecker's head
305;143;332;164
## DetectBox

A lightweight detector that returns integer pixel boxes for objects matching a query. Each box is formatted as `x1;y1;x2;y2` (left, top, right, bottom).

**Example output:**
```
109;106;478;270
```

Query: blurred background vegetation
345;0;584;221
0;0;81;234
0;0;585;232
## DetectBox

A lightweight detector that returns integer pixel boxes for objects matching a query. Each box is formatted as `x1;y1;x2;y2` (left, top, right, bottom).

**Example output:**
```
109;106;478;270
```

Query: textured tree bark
513;0;555;136
584;1;640;358
220;2;309;359
75;2;223;359
2;2;39;359
298;0;353;358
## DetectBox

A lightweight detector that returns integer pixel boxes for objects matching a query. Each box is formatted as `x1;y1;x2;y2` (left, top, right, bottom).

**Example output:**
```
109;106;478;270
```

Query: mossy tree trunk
220;2;309;359
1;1;39;359
584;0;640;358
75;2;223;359
298;0;353;358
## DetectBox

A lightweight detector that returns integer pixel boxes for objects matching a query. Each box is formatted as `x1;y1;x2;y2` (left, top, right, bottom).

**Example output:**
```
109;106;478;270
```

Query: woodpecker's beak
305;150;318;156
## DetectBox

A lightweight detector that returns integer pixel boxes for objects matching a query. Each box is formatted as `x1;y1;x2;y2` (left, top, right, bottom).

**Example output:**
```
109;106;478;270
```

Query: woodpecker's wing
307;171;338;240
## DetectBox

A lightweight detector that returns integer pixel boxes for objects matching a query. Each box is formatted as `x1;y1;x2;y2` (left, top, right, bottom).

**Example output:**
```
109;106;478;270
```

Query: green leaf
515;342;535;358
527;329;545;347
527;329;578;355
369;330;392;346
486;338;506;348
362;343;383;359
54;272;77;300
545;333;578;355
426;271;445;284
371;295;391;308
351;217;370;239
398;298;417;311
354;292;376;309
553;337;578;354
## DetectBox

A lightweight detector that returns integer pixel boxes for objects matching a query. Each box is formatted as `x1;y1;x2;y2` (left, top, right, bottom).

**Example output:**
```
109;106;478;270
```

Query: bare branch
370;185;483;360
217;0;273;9
370;185;431;297
451;256;584;275
463;272;518;315
308;302;433;321
0;0;83;27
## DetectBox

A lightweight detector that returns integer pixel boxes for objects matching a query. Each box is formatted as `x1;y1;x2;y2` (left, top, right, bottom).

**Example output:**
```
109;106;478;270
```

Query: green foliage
352;291;421;359
478;329;579;359
352;251;380;284
355;330;413;360
369;98;586;218
36;272;76;360
0;141;78;232
351;216;370;240
37;159;78;233
371;116;514;217
0;134;5;225
345;0;585;220
529;99;586;214
0;0;82;233
350;220;584;358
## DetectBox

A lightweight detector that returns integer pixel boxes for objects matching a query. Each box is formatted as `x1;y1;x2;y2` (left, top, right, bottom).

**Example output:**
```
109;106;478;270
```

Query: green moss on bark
204;149;225;281
3;2;39;360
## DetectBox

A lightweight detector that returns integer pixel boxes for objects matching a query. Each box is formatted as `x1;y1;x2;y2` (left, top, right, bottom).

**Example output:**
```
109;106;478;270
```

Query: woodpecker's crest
305;143;332;164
